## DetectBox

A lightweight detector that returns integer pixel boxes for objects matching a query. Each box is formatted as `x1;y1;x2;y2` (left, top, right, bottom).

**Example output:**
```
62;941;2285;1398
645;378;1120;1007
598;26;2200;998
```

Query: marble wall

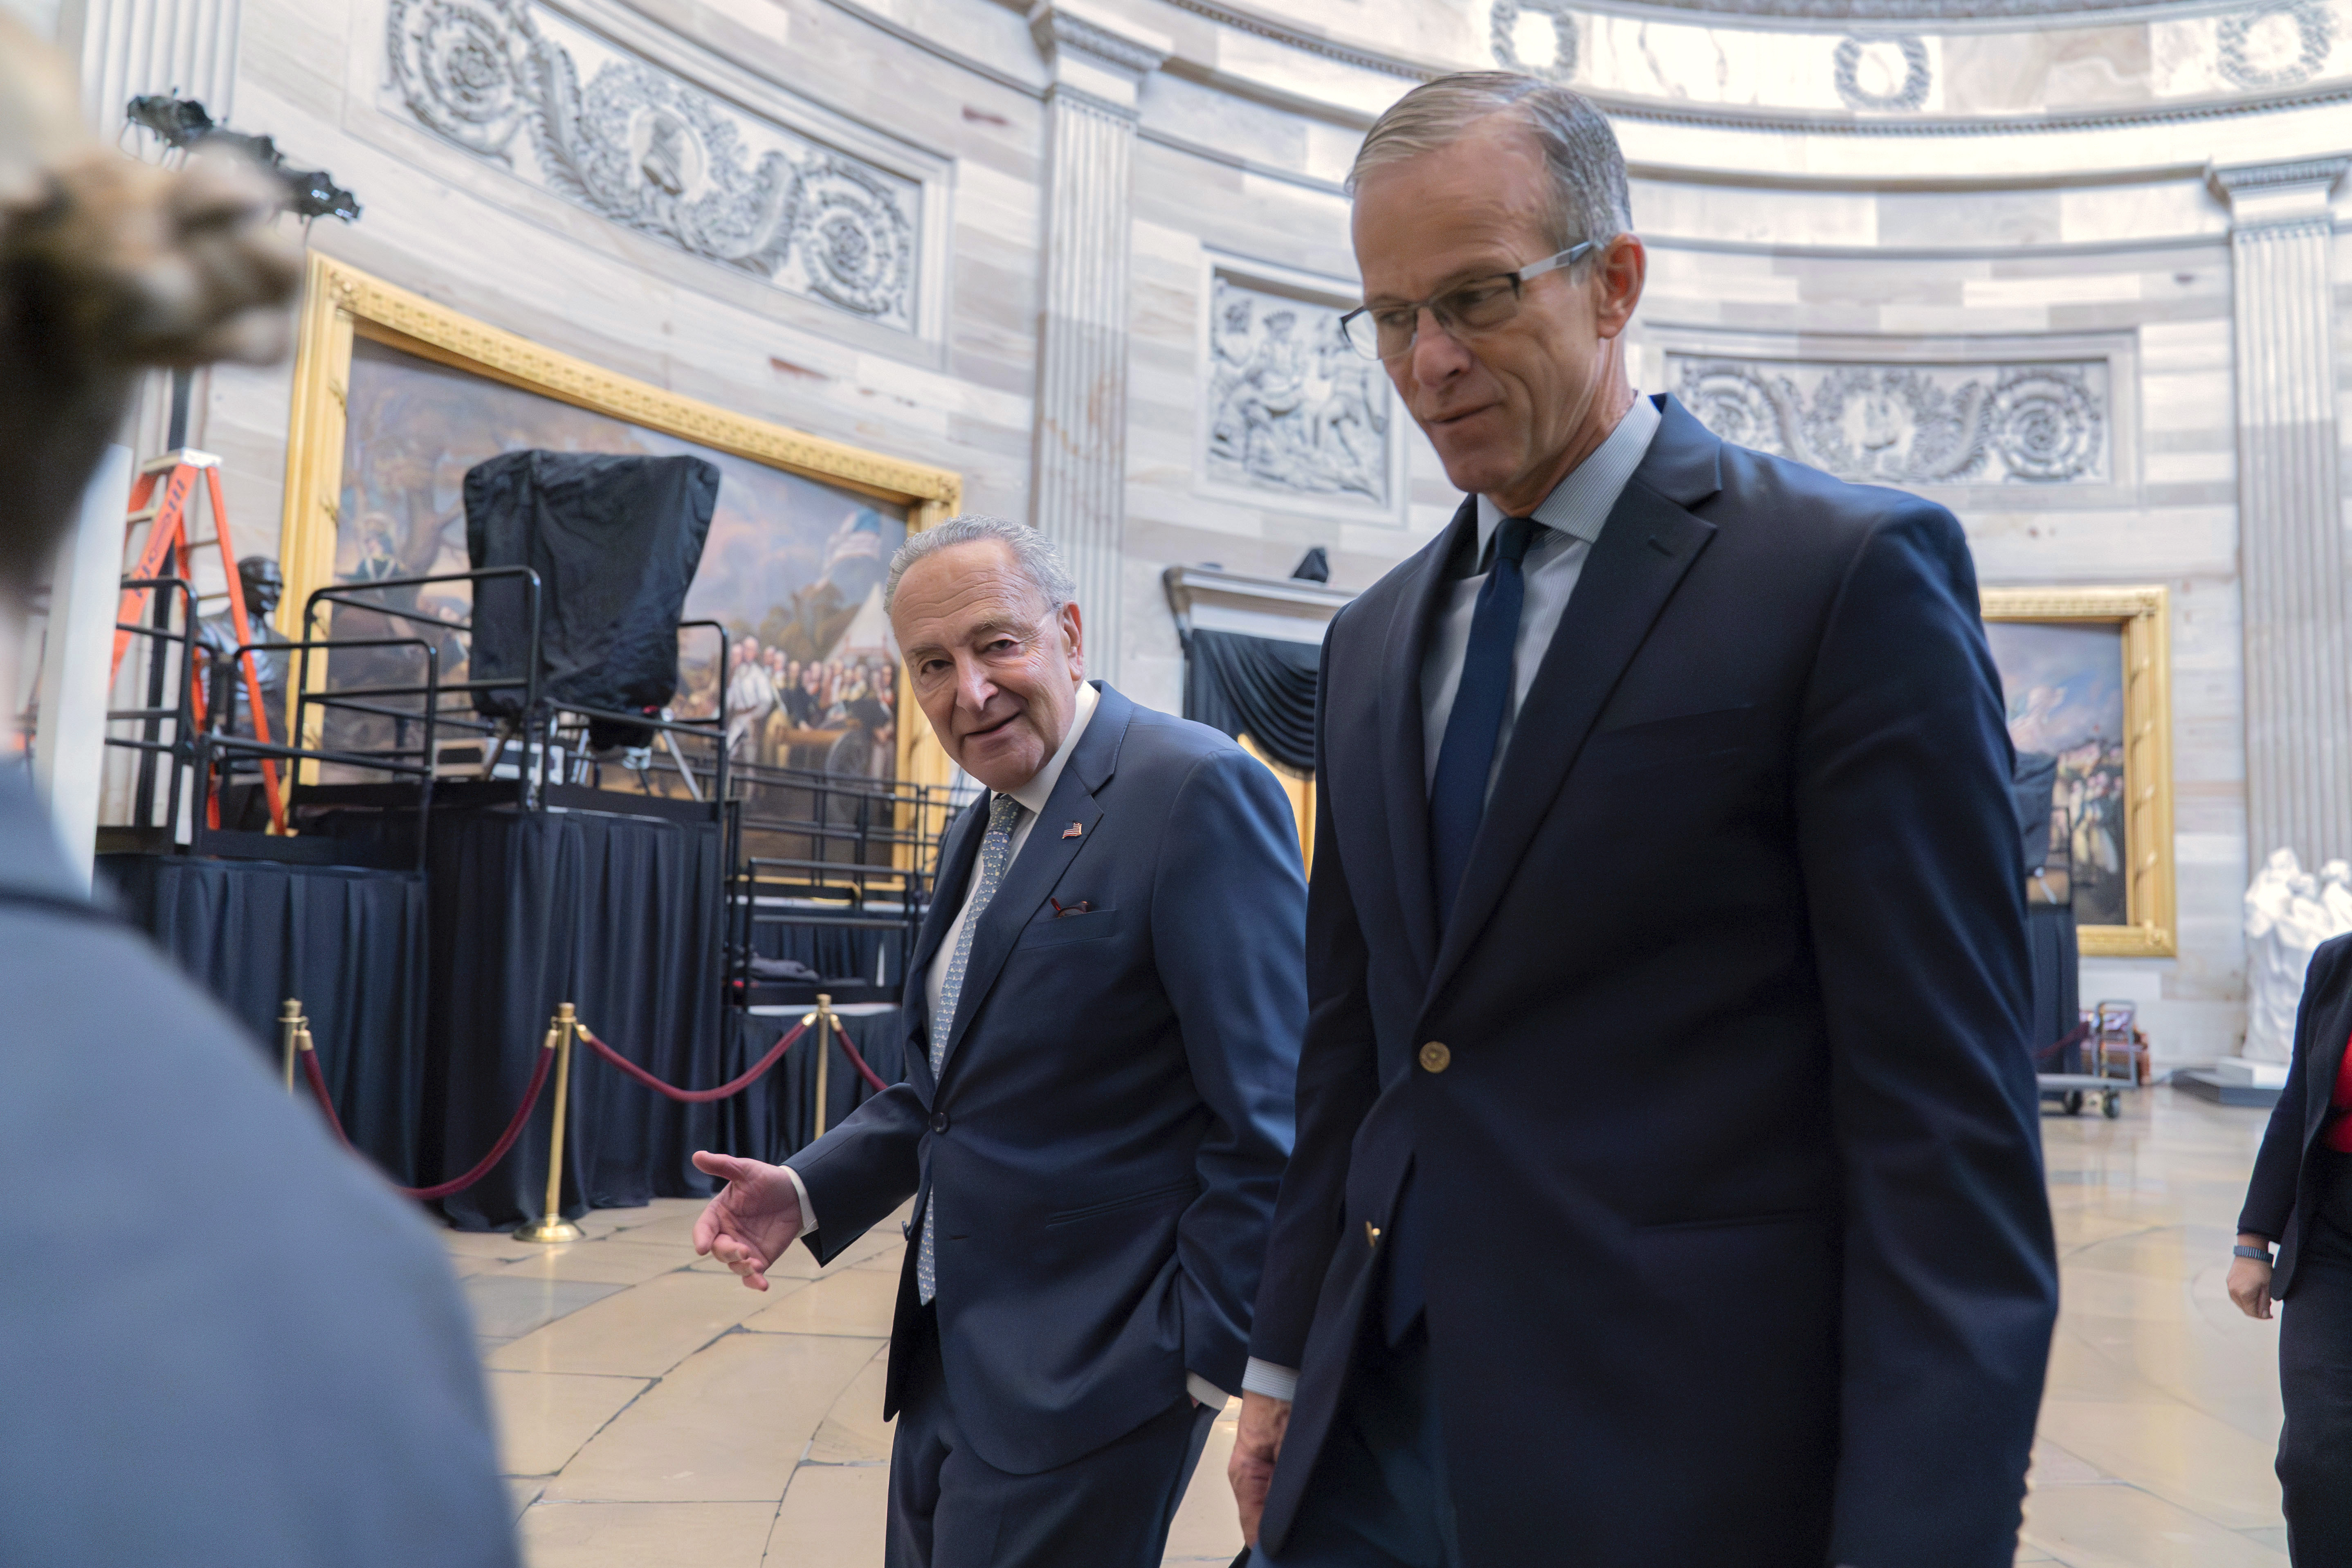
37;0;2352;1062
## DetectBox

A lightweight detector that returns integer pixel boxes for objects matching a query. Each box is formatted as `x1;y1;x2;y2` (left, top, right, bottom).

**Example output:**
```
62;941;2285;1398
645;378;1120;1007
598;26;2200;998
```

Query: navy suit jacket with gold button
1250;396;2059;1568
786;681;1304;1475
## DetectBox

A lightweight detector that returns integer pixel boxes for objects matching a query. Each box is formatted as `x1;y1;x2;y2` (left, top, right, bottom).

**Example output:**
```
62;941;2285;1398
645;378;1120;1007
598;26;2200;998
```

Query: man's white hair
884;514;1078;614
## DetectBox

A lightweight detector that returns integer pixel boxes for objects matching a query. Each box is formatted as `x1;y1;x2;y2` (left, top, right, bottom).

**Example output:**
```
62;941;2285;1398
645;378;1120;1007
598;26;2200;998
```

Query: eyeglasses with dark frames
1337;241;1600;362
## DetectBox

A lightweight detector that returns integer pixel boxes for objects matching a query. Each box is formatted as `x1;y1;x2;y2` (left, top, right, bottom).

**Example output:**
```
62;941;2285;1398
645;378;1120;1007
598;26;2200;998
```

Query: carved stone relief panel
1668;355;2109;486
1202;269;1396;513
385;0;920;330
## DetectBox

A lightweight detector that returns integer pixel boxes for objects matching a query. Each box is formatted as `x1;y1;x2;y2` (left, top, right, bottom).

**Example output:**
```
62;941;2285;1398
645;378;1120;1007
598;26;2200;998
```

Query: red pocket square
1050;898;1093;918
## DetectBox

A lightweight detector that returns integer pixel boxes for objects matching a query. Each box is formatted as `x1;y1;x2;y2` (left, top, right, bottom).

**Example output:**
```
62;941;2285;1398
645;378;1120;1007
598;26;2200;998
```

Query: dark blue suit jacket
1251;397;2059;1567
2240;931;2352;1297
787;682;1304;1474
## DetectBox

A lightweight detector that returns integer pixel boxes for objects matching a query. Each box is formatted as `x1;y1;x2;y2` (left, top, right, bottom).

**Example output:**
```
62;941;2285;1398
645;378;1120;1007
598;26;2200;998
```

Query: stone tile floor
449;1085;2287;1566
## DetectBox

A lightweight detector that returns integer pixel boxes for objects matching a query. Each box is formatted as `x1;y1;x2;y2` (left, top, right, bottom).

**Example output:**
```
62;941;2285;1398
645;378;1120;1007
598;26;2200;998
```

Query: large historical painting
276;255;962;795
1980;588;2176;957
1983;619;2128;927
335;337;908;777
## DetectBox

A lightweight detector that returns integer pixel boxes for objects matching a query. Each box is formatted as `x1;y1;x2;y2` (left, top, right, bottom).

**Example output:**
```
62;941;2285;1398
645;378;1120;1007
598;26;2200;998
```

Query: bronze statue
196;554;290;741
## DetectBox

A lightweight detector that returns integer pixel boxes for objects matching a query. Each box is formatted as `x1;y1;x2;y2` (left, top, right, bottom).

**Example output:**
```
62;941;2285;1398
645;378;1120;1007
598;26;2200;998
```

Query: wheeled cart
2039;999;2141;1120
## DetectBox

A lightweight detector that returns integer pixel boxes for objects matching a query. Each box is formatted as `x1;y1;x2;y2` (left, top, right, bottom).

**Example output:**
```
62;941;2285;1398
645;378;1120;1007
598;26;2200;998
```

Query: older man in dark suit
1227;73;2058;1568
693;516;1305;1568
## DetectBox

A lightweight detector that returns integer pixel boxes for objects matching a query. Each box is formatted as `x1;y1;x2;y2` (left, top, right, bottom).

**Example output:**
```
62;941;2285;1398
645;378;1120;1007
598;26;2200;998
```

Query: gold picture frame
275;252;964;794
1980;586;2175;959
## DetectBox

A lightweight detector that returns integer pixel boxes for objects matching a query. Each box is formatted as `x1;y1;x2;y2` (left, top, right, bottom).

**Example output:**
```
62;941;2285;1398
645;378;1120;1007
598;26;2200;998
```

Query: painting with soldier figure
1982;618;2128;928
330;335;909;780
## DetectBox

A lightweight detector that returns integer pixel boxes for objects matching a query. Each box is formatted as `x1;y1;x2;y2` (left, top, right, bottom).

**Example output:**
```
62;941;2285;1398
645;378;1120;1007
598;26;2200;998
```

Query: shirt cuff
1241;1358;1298;1402
782;1164;818;1235
1186;1372;1231;1409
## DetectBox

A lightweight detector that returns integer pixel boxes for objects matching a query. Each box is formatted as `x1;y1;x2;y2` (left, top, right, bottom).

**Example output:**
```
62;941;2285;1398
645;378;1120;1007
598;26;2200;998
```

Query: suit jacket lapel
1424;398;1724;1006
1379;497;1478;983
934;683;1130;1082
904;799;987;1096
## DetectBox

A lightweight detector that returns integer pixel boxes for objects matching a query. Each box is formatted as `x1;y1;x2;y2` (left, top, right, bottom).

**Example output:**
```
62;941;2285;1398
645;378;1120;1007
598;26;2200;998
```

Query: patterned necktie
1428;515;1541;931
918;790;1024;1305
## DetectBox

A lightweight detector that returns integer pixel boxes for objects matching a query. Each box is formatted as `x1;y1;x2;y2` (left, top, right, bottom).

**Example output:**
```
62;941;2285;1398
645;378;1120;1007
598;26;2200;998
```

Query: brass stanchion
806;992;835;1140
514;1003;583;1244
278;998;303;1093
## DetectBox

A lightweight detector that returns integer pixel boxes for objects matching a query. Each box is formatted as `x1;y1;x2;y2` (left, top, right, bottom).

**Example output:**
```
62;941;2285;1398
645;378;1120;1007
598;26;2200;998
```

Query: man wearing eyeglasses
1227;73;2057;1568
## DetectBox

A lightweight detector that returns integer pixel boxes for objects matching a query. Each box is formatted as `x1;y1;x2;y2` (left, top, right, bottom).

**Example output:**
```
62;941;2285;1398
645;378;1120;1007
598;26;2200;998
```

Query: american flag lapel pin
1061;821;1084;839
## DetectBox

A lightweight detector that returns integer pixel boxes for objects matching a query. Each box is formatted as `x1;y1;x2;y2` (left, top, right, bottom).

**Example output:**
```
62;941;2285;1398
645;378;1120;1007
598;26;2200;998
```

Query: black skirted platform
103;784;905;1231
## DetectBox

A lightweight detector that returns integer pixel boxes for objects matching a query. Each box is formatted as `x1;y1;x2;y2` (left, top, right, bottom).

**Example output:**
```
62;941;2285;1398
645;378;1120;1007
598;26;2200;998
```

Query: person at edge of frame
2231;930;2352;1564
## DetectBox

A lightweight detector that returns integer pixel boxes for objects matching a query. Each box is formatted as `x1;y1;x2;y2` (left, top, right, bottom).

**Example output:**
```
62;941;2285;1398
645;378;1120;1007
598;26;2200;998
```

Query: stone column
1028;2;1167;683
2212;157;2352;866
68;0;243;137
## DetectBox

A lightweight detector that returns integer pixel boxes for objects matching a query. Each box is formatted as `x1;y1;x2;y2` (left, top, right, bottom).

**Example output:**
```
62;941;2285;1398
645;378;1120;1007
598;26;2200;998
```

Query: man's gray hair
1349;72;1631;256
884;514;1078;614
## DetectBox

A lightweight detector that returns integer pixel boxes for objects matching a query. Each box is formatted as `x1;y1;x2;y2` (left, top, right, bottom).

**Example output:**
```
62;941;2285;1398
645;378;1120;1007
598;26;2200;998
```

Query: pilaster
1027;1;1167;683
2212;155;2352;867
67;0;242;138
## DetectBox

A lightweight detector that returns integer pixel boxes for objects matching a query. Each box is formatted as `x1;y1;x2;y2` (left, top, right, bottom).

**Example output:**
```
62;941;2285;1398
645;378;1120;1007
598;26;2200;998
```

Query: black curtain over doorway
1182;629;1319;773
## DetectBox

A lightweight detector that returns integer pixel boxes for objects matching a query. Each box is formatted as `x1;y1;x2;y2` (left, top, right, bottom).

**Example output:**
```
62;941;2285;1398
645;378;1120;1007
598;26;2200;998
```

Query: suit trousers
887;1306;1216;1568
2281;1150;2352;1565
1252;1314;1462;1568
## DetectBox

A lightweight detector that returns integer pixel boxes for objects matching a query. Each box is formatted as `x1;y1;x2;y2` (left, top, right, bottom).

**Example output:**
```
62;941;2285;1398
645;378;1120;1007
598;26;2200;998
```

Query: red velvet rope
575;1020;806;1103
832;1027;890;1094
303;1041;555;1201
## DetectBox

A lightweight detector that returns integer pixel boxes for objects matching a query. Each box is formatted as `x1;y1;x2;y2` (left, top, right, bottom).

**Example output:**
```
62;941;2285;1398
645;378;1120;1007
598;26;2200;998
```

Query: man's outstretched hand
1228;1391;1291;1546
690;1150;803;1291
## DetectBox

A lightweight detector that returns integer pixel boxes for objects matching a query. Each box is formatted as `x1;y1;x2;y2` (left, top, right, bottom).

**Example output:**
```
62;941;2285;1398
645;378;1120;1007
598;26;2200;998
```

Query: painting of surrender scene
328;336;910;784
1982;618;2129;929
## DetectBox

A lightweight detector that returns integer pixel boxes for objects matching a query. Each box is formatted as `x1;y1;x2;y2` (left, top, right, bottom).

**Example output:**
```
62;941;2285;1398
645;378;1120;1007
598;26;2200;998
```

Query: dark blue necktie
1429;515;1540;930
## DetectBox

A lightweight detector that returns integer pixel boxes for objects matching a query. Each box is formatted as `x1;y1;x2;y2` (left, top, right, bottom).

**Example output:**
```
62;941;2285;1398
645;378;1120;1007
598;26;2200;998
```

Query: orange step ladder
109;448;286;832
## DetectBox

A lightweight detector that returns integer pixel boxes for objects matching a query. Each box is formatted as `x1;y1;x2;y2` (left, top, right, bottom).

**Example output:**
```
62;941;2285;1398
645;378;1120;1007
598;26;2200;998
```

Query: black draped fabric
465;451;719;746
99;854;430;1182
423;803;727;1229
1182;629;1319;773
719;1009;906;1164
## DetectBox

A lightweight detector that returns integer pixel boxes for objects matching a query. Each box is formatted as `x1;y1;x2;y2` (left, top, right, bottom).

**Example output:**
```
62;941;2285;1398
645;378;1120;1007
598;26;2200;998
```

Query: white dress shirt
1419;392;1661;799
1238;395;1662;1408
922;678;1099;1026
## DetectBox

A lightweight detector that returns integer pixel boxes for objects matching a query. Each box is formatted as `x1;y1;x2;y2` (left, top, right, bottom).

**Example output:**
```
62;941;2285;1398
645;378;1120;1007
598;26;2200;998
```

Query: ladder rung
141;448;221;474
126;506;161;525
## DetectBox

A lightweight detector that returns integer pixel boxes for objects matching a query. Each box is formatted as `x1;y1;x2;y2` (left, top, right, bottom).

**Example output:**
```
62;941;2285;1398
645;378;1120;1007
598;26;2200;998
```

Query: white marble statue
2244;849;2352;1061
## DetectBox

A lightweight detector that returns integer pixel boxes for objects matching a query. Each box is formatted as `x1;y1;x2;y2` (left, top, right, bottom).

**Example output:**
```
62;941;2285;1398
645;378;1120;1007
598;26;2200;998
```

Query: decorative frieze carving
1668;355;2107;486
385;0;919;329
1204;273;1393;509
